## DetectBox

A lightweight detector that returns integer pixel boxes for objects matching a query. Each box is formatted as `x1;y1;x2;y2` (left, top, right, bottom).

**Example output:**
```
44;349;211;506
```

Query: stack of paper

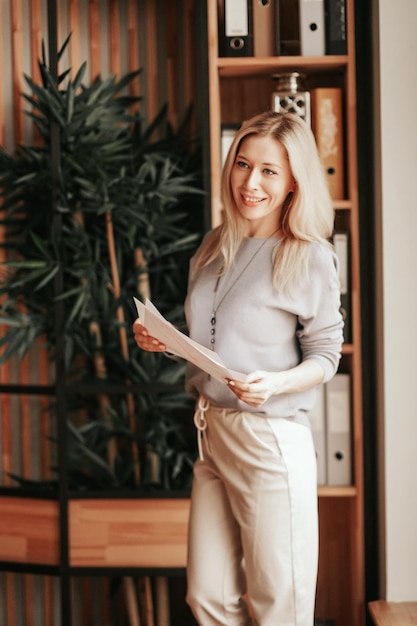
134;297;247;383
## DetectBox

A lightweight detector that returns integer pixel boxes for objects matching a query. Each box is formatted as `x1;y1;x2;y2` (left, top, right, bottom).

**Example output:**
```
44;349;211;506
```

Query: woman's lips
241;194;265;206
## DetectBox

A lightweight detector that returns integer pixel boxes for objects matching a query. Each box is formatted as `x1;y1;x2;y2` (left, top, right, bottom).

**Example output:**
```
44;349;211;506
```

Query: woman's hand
225;371;282;408
225;360;325;408
132;319;167;352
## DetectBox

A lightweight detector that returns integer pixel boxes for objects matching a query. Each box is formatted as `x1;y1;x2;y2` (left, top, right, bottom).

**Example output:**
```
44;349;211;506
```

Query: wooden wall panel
11;0;25;146
144;0;158;124
0;0;198;485
88;0;101;81
108;0;121;77
0;1;198;624
0;1;5;146
127;0;140;100
68;0;82;76
0;0;197;152
30;0;43;87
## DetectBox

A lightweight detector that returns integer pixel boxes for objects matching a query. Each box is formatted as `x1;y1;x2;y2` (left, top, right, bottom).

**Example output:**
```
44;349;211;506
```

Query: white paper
133;297;247;383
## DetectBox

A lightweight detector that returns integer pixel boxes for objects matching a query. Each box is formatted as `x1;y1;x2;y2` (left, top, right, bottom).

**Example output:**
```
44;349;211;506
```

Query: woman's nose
245;168;261;189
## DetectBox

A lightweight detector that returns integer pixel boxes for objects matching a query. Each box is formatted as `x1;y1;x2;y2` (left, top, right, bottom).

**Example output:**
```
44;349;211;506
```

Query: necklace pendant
210;311;216;349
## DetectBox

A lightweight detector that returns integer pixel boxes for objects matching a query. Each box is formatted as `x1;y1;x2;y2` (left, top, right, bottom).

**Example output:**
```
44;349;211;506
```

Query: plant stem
135;248;151;301
89;321;118;470
106;210;141;485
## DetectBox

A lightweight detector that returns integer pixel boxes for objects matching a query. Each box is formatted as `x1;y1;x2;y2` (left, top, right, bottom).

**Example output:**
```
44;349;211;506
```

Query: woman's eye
236;160;249;168
264;168;276;175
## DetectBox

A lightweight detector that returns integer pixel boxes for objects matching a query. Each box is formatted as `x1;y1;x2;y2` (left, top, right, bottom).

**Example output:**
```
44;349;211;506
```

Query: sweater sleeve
296;244;344;382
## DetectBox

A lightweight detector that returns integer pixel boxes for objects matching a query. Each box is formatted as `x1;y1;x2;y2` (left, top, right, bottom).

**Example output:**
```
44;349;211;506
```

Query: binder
311;87;345;200
325;373;352;486
333;231;351;343
309;383;327;485
221;124;239;167
278;0;300;55
324;0;347;55
299;0;325;56
220;0;254;57
252;0;278;57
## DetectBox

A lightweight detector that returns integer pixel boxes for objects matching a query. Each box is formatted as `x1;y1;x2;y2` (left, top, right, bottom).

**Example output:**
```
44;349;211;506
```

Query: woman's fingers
133;320;166;352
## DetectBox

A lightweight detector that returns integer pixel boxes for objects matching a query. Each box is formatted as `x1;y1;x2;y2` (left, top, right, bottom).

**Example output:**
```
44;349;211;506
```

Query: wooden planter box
0;496;190;569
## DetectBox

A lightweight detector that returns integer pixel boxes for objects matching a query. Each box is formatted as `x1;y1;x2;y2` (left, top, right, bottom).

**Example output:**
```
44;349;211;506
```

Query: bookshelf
204;1;364;625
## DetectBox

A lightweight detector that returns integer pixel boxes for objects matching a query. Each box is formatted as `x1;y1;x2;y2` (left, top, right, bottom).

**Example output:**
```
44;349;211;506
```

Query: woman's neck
244;225;281;239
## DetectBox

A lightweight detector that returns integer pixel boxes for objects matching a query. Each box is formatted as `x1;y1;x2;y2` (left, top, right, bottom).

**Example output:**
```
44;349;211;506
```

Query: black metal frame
354;0;380;621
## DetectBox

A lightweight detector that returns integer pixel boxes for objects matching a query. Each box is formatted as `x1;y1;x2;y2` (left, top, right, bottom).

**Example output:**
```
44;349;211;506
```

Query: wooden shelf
335;200;353;210
318;485;357;498
217;54;349;77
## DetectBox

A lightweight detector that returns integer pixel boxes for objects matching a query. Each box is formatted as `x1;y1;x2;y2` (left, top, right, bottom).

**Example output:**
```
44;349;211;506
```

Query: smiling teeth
244;196;263;202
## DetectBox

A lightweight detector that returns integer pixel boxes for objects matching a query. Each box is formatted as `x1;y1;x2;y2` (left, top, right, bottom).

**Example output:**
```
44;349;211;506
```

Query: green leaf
66;82;75;124
14;171;39;185
33;264;60;292
58;33;72;62
0;313;31;328
2;260;48;269
73;62;87;90
30;232;53;256
65;289;87;325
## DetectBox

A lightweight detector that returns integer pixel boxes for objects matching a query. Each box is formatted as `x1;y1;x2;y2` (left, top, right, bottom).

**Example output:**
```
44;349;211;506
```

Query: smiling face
230;134;295;237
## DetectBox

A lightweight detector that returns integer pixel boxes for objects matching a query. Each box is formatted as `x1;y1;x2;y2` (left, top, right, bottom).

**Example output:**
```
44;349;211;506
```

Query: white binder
333;231;351;342
325;373;352;485
226;0;249;37
299;0;325;56
221;125;238;167
309;383;327;485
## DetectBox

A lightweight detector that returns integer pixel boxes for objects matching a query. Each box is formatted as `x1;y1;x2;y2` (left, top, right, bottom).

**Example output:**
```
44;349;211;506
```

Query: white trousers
186;403;318;626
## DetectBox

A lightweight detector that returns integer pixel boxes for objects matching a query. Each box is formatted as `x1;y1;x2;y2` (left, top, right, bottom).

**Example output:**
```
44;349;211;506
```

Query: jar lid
272;72;307;93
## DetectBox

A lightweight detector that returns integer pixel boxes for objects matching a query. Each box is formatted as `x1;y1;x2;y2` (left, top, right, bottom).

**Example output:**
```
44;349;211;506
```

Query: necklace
210;229;280;350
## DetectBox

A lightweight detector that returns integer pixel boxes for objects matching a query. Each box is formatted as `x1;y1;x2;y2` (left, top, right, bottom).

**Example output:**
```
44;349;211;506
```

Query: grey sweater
184;237;344;425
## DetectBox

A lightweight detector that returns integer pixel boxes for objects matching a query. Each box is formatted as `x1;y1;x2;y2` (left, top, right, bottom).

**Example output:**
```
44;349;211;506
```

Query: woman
133;111;344;625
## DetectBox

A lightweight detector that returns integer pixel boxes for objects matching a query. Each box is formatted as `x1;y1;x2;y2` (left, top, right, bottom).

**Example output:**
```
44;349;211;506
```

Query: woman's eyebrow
236;154;282;169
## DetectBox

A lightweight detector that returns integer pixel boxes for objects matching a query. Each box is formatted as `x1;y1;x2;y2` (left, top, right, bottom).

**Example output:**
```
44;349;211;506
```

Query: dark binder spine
220;0;254;57
274;0;281;56
324;0;347;55
277;0;300;55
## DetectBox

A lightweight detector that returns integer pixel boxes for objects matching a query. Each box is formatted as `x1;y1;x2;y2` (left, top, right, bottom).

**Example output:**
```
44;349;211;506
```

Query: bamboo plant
0;41;203;492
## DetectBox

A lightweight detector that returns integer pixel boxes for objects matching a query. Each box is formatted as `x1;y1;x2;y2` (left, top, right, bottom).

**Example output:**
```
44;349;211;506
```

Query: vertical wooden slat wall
0;3;16;626
0;1;197;625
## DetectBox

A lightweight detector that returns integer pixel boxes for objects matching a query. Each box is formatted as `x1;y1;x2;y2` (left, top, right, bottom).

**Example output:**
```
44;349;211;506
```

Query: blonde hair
194;111;335;293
